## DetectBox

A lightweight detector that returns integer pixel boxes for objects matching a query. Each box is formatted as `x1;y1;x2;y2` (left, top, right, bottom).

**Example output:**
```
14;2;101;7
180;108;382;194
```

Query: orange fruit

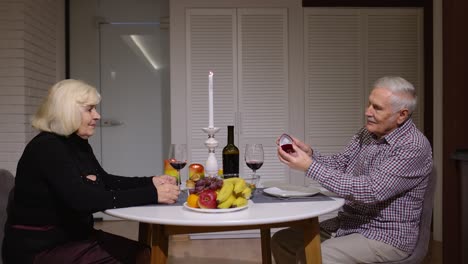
187;194;200;208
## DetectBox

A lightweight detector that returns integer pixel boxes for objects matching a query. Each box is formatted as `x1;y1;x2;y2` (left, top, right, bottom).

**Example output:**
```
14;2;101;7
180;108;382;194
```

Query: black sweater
4;132;158;260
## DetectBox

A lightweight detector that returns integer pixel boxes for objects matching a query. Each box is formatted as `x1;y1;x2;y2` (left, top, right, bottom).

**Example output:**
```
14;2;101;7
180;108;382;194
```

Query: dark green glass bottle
222;126;239;178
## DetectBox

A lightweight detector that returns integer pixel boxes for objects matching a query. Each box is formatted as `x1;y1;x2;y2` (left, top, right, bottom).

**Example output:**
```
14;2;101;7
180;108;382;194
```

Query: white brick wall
0;0;65;175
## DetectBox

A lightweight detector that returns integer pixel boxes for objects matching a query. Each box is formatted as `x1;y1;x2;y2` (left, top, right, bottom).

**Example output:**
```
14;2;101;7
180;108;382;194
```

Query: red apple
197;189;217;209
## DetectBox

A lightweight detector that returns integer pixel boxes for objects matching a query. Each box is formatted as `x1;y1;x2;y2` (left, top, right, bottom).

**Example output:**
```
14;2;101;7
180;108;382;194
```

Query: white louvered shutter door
304;8;423;155
186;9;237;167
238;9;289;182
365;9;424;129
304;9;364;155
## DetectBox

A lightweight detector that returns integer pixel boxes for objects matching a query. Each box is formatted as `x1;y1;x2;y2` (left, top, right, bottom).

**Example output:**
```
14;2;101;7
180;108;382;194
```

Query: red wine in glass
279;134;295;154
170;161;187;170
245;144;264;195
168;144;187;187
246;160;263;171
281;143;295;154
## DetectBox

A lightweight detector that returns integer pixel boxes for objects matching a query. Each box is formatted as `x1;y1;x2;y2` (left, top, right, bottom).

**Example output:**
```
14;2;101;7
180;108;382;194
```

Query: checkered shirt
307;119;433;253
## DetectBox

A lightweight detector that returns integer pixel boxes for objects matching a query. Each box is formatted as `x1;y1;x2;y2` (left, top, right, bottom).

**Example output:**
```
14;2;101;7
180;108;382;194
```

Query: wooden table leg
138;222;152;245
303;218;322;264
151;224;169;264
260;228;272;264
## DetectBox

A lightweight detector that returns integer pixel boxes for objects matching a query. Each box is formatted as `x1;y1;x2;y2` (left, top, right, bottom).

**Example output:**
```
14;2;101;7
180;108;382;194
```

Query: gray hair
373;76;417;114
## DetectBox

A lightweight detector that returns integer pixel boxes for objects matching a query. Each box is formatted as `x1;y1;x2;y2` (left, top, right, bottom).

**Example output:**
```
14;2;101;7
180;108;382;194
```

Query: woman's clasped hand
152;175;180;204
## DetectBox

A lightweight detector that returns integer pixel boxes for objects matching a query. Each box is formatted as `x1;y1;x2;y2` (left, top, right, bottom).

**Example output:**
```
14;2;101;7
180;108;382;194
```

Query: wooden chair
379;170;437;264
0;169;15;264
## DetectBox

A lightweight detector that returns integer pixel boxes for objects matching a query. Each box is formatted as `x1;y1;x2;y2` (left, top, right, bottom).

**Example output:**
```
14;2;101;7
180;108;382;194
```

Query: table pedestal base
138;217;322;264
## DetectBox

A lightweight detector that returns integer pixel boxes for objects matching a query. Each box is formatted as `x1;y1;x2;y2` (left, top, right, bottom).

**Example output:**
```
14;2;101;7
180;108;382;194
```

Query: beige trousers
271;228;409;264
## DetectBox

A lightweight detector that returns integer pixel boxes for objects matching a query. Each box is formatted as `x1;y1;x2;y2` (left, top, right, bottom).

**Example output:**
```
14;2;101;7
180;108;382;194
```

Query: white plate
263;186;320;198
183;201;249;213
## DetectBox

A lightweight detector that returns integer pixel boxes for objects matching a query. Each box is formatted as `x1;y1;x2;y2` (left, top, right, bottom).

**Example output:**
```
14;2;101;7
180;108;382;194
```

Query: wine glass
245;144;264;192
168;144;188;187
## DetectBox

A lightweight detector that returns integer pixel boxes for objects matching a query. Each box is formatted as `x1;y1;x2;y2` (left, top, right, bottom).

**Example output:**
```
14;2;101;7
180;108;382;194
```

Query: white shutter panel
304;8;423;155
238;9;289;181
365;9;423;129
186;9;237;166
304;9;364;154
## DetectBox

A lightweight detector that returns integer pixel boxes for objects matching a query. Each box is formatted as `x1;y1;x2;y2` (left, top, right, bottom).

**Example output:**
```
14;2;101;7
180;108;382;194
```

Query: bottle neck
227;126;234;144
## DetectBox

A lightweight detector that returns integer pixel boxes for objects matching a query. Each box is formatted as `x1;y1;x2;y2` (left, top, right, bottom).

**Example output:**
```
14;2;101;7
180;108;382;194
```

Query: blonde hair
32;79;101;136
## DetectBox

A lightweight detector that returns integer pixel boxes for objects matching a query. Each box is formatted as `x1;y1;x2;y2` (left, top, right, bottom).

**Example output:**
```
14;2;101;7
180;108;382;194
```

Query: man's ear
397;109;410;125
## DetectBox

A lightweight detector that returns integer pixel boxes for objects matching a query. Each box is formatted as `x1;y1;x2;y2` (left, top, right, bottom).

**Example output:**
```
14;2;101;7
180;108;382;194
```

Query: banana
241;186;252;199
223;178;240;184
232;196;248;208
217;194;236;209
233;178;247;194
216;182;234;203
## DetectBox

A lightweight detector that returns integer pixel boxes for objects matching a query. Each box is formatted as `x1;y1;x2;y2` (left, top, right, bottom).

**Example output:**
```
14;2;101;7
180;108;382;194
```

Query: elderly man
273;76;433;263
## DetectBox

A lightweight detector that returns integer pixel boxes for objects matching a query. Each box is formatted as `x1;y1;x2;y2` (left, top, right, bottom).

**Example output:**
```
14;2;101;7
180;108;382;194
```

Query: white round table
105;198;344;264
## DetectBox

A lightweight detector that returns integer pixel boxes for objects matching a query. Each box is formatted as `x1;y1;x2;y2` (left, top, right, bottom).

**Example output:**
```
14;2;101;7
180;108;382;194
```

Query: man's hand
152;175;179;204
276;135;313;157
290;136;313;157
277;143;313;172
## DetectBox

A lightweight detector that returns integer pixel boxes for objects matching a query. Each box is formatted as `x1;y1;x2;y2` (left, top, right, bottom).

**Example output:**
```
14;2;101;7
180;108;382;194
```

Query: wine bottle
222;125;239;178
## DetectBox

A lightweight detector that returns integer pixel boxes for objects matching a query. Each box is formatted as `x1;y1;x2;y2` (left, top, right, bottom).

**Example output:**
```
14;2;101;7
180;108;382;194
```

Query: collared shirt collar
379;118;414;145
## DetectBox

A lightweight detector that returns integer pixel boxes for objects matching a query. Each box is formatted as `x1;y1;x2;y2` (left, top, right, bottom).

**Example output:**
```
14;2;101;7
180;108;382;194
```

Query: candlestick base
205;153;218;177
202;127;220;177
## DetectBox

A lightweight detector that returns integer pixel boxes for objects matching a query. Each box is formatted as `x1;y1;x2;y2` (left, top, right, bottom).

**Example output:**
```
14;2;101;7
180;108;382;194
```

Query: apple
189;163;205;181
164;159;179;181
197;189;217;209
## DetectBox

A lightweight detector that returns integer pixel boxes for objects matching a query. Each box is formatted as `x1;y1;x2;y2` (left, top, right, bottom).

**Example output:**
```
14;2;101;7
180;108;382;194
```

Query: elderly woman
2;79;180;264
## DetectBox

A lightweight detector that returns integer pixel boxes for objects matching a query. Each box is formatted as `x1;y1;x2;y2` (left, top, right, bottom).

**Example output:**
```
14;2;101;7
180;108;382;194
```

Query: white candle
208;71;214;128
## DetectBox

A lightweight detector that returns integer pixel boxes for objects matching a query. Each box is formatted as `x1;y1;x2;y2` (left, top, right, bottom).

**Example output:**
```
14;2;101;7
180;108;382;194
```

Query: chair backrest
379;170;437;264
0;169;15;264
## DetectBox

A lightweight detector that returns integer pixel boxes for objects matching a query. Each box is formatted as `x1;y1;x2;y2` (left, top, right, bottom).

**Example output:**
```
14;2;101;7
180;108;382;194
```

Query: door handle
99;119;124;127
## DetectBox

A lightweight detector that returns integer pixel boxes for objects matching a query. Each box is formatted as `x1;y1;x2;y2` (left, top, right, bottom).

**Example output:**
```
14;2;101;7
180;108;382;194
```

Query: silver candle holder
202;127;220;177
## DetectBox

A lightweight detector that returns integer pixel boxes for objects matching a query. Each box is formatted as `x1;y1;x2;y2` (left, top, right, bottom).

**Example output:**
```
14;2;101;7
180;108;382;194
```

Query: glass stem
177;170;181;186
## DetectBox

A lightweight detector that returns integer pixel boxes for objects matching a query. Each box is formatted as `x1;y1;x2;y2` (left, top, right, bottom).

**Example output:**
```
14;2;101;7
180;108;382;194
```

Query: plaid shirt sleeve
312;129;364;172
307;125;433;204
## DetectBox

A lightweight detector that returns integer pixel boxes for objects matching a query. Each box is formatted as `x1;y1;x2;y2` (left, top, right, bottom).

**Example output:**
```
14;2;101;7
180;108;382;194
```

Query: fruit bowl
185;177;253;210
242;175;260;195
183;201;250;213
